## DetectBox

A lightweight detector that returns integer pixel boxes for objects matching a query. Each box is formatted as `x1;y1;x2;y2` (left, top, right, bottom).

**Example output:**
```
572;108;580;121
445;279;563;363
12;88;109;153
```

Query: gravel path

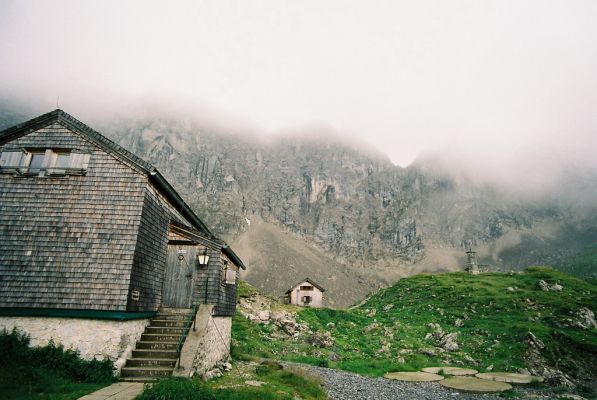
293;364;558;400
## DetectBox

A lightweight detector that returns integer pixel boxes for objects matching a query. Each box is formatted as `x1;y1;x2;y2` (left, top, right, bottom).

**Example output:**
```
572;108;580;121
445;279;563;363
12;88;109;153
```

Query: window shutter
225;269;237;285
0;151;24;169
69;152;91;170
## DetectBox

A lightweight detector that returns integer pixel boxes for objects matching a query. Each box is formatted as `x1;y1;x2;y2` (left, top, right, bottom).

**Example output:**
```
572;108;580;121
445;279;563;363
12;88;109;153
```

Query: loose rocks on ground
298;364;508;400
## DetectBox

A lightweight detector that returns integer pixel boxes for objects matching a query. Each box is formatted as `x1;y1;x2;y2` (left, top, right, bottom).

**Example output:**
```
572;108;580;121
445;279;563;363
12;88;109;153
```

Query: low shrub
137;378;216;400
0;328;113;384
316;359;329;368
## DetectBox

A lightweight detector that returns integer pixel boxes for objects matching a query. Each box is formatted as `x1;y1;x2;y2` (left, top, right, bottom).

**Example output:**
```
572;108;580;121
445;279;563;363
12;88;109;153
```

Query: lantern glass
197;249;210;266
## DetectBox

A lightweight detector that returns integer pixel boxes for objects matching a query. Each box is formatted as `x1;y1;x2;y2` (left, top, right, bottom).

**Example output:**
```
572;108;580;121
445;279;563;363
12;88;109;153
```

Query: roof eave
148;170;214;236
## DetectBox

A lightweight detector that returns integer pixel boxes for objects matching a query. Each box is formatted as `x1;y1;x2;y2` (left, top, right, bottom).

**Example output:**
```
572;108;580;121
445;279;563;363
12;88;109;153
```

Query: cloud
1;0;596;169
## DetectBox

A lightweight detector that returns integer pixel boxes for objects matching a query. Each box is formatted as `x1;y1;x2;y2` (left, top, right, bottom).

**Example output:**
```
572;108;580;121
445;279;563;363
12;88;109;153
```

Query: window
54;152;71;169
223;261;237;285
0;149;88;176
28;152;45;171
302;296;312;304
300;285;313;291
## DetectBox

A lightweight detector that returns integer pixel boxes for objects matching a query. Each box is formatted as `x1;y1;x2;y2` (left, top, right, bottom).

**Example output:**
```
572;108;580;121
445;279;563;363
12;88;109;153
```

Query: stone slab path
295;364;561;400
78;382;144;400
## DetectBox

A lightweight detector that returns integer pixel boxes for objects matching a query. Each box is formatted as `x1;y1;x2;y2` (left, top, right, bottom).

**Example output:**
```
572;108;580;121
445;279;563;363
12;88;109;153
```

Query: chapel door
162;244;197;308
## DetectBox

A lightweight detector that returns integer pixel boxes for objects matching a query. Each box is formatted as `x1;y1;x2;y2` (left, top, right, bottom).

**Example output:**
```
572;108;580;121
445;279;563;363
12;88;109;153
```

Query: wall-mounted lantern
197;248;210;266
131;290;140;301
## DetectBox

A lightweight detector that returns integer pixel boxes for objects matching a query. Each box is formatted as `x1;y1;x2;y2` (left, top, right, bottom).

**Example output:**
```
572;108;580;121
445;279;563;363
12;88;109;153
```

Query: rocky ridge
1;106;596;304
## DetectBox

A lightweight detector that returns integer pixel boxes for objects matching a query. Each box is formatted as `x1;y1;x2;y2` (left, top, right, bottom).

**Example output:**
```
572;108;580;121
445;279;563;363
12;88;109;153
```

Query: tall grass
138;364;327;400
0;328;113;400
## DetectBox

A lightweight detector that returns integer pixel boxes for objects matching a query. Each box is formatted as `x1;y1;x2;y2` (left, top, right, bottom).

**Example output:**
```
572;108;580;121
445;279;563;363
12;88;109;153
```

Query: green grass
232;268;597;384
137;362;328;400
0;329;113;400
237;279;263;299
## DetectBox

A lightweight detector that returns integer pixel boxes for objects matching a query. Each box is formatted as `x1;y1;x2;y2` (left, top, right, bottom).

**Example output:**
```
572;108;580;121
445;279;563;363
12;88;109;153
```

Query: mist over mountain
1;102;595;306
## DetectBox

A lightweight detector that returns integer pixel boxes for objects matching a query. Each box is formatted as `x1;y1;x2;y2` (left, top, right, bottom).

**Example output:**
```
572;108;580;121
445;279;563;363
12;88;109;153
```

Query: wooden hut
0;109;245;379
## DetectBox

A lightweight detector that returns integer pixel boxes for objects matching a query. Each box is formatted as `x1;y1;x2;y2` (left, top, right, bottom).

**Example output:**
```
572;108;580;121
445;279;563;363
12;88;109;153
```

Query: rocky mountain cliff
1;105;596;305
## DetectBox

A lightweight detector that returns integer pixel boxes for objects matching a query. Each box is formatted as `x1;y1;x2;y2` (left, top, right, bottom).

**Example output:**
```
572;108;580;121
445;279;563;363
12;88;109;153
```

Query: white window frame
0;148;89;177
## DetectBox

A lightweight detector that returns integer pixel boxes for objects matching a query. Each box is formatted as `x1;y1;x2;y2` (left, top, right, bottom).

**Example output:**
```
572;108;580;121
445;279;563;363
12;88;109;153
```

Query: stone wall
192;316;232;374
0;317;149;373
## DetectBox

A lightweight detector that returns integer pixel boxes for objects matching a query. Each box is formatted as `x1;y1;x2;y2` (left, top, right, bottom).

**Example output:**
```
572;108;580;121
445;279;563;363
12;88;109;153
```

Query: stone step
120;376;158;383
158;308;193;314
125;358;177;368
154;313;192;321
141;333;182;342
132;349;178;359
136;341;178;351
121;366;173;378
150;320;190;328
145;326;185;335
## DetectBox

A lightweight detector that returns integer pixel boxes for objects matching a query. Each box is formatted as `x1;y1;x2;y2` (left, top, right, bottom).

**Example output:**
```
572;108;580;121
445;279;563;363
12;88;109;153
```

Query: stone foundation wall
0;317;149;373
192;316;232;374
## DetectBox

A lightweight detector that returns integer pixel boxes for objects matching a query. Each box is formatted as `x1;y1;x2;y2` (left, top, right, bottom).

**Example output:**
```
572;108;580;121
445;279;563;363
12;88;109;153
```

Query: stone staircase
120;308;193;382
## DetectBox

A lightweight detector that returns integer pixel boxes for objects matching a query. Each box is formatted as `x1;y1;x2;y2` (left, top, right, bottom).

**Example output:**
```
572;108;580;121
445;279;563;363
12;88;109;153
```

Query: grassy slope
137;363;327;400
232;268;596;381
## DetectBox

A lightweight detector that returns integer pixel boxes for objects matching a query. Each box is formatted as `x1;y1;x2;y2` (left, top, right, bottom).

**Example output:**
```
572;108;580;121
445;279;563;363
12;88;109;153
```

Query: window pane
28;153;45;169
55;153;70;168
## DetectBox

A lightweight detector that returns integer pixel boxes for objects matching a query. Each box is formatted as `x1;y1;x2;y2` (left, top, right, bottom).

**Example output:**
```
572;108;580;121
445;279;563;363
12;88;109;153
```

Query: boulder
257;311;270;322
220;362;232;372
307;331;334;348
440;333;459;351
573;307;597;329
526;332;545;350
202;368;222;380
551;283;563;292
270;311;294;322
419;348;439;357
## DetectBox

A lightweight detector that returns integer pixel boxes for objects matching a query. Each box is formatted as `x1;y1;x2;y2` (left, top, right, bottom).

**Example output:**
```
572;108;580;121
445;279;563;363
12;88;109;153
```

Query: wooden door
162;244;197;308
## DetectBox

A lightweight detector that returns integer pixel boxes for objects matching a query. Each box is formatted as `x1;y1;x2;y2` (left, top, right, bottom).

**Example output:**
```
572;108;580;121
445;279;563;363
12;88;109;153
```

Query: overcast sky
1;0;596;167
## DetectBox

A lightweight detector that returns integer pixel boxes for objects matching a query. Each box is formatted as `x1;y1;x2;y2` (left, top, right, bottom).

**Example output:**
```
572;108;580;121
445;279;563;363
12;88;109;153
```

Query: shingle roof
0;109;246;269
285;278;325;294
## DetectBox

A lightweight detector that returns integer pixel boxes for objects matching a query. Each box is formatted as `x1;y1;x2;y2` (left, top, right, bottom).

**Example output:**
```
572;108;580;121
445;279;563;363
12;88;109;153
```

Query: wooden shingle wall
126;187;169;311
126;182;198;311
0;123;147;310
192;246;220;308
213;254;238;316
194;253;236;317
